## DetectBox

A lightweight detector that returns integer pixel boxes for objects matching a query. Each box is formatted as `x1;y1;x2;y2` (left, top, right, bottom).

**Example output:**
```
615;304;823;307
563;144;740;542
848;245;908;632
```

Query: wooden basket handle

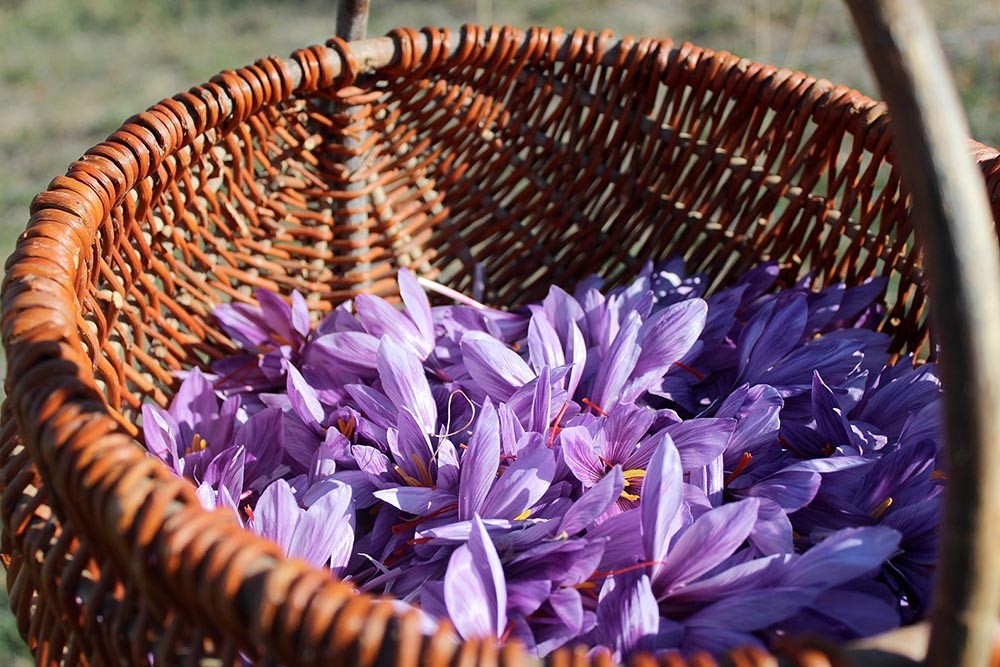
337;0;369;41
844;2;1000;666
332;1;1000;664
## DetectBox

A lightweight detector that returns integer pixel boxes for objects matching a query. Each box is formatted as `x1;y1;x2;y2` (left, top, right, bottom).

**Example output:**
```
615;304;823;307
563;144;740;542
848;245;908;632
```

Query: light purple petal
557;466;625;536
345;384;396;430
589;509;643;571
373;487;456;515
684;587;809;632
142;403;179;461
664;418;736;470
559;426;605;486
625;299;707;400
398;268;434;355
786;527;901;588
214;302;270;349
534;588;585;657
641;434;684;567
594;572;660;660
290;482;353;569
530;366;553;434
253;478;299;551
747;498;794;555
656;498;759;593
444;515;507;638
376;340;437;433
255;289;299;346
736;469;821;512
290;290;311;338
591;312;641;409
480;443;556;519
286;365;324;426
237;406;284;484
507;579;552;617
459;399;501;520
527;311;566;373
461;331;535;402
308;332;379;377
737;295;807;382
355;293;426;356
171;367;220;438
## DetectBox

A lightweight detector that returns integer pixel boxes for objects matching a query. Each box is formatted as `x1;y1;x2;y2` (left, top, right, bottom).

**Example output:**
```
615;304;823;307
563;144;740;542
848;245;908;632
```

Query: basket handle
844;2;1000;666
337;0;370;41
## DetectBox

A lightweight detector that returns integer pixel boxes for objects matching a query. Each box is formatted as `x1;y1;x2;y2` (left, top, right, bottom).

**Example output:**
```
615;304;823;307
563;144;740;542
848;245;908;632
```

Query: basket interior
66;30;924;431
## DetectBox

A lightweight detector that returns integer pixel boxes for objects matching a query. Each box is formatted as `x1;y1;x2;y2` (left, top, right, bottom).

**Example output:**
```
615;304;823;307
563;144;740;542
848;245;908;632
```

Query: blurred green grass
2;0;1000;661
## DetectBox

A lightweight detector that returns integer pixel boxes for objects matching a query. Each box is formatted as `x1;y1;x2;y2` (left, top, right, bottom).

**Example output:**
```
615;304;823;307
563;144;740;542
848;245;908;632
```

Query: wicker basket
4;5;1000;666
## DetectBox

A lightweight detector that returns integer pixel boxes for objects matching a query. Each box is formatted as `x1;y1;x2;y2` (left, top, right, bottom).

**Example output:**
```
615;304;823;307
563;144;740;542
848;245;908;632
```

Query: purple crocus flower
251;478;355;572
212;289;313;392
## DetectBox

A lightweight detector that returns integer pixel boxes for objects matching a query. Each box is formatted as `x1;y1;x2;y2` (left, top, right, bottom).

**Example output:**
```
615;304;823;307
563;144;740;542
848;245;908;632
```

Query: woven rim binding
4;25;1000;665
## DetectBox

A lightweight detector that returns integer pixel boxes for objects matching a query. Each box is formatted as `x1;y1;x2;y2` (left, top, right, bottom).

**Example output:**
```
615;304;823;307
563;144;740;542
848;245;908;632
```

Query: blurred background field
2;0;1000;663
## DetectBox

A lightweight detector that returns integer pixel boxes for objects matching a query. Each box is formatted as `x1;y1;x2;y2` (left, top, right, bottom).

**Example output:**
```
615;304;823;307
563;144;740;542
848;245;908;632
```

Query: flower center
185;433;209;456
336;416;357;439
581;398;607;417
724;452;753;487
870;497;893;520
620;469;646;501
394;453;435;488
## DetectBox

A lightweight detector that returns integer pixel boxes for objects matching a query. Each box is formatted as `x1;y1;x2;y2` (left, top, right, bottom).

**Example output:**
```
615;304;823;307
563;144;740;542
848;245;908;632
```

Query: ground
1;0;999;662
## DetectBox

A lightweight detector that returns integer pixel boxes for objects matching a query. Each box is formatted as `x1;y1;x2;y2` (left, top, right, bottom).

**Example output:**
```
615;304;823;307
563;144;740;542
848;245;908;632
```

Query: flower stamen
393;465;424;488
870;497;894;520
336;417;357;439
581;398;607;417
672;360;705;380
548;402;570;448
724;452;753;487
410;453;434;487
620;469;646;501
390;503;459;536
185;433;209;456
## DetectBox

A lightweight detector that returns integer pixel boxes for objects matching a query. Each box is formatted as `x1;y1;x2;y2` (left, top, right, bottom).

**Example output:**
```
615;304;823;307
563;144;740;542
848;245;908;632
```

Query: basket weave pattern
3;25;1000;665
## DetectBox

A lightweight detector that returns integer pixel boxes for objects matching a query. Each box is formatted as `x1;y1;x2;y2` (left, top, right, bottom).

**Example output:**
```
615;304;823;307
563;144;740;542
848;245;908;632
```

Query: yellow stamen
930;469;948;481
514;508;533;521
337;417;357;439
619;469;645;501
393;465;424;488
185;433;209;456
410;453;434;487
870;497;894;520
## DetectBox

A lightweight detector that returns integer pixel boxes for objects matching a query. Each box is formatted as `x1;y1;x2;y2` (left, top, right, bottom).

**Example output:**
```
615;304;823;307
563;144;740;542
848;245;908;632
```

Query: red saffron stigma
778;435;805;459
581;398;607;417
548;402;571;447
499;619;516;644
390;503;459;536
243;505;255;522
591;560;663;579
672;360;705;380
725;452;753;487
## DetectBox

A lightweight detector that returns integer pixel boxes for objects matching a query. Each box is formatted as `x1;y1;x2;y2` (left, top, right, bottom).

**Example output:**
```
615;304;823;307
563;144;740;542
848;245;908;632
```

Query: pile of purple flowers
142;259;943;659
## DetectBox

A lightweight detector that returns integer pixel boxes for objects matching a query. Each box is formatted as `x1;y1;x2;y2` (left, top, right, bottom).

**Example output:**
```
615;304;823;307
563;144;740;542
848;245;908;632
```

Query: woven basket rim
6;24;1000;664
